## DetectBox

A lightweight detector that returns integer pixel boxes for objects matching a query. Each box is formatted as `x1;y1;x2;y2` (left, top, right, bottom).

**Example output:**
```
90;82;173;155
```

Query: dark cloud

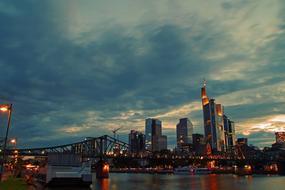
0;0;284;149
225;102;285;122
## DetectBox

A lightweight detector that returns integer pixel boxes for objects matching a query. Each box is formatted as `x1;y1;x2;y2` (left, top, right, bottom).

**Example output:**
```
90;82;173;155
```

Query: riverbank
0;177;29;190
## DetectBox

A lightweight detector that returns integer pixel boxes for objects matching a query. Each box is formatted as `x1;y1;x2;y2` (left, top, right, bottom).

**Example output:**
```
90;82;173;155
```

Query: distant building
264;132;285;158
180;143;194;154
201;82;225;152
272;142;285;151
237;138;248;145
145;118;167;151
271;132;285;152
275;132;285;143
192;133;205;146
128;130;145;153
145;118;161;151
176;118;193;151
154;135;167;151
223;115;236;151
192;133;206;155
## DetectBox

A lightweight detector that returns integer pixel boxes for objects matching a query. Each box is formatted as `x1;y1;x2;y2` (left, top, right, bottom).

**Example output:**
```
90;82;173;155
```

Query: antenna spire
203;78;206;87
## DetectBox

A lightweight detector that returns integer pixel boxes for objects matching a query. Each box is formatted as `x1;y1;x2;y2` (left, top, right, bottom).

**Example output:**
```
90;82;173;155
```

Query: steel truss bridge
3;135;285;176
7;135;130;158
5;135;284;165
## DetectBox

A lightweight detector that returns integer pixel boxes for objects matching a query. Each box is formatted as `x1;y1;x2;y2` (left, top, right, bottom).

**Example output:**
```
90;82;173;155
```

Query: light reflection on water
46;174;285;190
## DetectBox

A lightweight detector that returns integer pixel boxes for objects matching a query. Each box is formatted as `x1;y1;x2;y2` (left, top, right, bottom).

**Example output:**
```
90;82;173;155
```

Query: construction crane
111;127;122;140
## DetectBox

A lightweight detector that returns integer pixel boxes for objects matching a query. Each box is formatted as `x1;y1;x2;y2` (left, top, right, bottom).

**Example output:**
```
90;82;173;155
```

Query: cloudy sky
0;0;284;149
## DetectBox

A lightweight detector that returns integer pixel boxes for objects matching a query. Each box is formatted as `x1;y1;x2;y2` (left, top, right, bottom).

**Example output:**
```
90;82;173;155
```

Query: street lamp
0;104;13;181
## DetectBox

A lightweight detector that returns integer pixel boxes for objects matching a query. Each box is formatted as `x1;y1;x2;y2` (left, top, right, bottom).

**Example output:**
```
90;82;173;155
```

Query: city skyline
0;0;285;149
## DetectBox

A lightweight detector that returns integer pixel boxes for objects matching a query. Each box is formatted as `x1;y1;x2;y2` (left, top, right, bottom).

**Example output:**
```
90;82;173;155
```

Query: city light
10;138;16;145
103;164;109;172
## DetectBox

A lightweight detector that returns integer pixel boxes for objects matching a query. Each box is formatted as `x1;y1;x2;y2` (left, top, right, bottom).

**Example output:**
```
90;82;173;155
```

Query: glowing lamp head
103;164;109;172
0;104;12;112
10;139;16;144
0;107;9;112
244;165;252;171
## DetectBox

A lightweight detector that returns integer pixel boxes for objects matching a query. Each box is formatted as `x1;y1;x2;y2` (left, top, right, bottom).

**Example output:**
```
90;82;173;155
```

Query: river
45;173;285;190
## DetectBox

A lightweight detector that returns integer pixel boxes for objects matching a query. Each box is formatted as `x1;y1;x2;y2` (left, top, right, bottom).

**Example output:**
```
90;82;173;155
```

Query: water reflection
208;174;218;190
47;174;285;190
91;178;109;190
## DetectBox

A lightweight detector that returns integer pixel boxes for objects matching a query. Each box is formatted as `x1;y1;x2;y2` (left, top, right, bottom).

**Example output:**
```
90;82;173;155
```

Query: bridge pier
277;160;285;175
95;160;109;179
234;162;253;176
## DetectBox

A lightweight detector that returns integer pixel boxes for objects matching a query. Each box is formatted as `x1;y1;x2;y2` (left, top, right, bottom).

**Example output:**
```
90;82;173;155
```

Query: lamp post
9;138;17;175
0;104;12;181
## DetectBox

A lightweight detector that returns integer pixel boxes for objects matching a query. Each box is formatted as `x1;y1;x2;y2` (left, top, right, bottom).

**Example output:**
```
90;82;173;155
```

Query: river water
45;173;285;190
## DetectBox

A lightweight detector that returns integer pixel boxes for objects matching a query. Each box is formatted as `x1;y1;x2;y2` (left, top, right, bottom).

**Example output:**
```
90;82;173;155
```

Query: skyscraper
176;118;193;151
145;118;160;151
223;115;236;151
128;130;145;153
145;118;167;151
216;104;225;151
201;82;225;152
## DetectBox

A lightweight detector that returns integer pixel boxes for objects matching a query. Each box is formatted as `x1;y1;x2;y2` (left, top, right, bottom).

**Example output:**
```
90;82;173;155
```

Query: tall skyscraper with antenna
201;81;225;152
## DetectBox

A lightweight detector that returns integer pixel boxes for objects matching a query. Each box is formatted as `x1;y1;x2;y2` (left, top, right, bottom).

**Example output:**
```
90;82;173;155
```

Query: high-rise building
216;104;225;151
145;118;167;151
275;132;285;143
228;119;236;147
201;83;225;152
128;130;145;153
237;138;248;145
223;115;236;151
192;133;206;155
154;135;167;151
176;118;193;151
145;118;161;150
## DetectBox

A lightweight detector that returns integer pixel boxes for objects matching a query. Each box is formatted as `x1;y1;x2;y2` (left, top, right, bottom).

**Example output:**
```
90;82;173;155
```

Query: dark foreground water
46;173;285;190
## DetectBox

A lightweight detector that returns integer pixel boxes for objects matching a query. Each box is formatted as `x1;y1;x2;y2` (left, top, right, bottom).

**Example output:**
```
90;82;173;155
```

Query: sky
0;0;284;149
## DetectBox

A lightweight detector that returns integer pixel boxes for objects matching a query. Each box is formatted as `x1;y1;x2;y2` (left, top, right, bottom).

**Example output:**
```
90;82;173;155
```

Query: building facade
128;130;145;153
192;133;205;146
176;118;193;151
153;135;167;151
192;133;206;155
145;118;167;151
223;115;236;151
